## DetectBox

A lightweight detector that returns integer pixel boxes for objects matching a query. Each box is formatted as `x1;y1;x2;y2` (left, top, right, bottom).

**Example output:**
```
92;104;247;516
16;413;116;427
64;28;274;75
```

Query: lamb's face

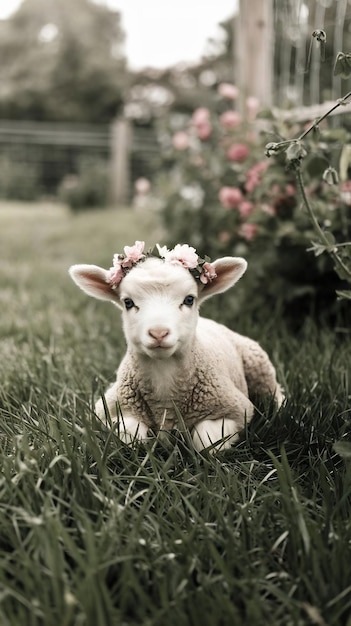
119;258;199;359
69;252;247;360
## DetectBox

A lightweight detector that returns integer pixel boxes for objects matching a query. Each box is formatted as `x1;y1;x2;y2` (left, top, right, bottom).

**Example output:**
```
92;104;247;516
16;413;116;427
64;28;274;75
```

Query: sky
0;0;237;69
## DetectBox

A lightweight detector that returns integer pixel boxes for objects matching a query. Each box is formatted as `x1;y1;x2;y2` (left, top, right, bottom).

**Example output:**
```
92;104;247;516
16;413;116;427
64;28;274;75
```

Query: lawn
0;202;350;626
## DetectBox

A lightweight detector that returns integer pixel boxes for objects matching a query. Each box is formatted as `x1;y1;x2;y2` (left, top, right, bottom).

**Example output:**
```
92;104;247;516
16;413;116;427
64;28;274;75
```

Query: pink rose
340;180;351;205
238;223;258;241
192;155;204;167
218;83;239;100
227;143;249;162
220;110;241;129
245;174;260;194
261;204;276;216
192;107;210;126
164;244;199;269
251;161;269;174
285;184;296;196
200;262;217;284
134;178;150;194
172;131;189;151
196;122;212;141
245;161;268;193
218;231;231;244
246;96;260;121
238;200;254;220
340;180;351;191
219;186;243;209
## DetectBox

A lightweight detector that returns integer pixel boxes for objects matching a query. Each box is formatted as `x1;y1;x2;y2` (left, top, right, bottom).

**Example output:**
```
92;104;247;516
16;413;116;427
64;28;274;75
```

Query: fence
0;101;349;206
0;118;160;205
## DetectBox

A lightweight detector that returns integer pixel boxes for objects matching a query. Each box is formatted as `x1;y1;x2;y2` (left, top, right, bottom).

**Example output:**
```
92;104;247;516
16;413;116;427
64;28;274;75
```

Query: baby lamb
69;241;284;452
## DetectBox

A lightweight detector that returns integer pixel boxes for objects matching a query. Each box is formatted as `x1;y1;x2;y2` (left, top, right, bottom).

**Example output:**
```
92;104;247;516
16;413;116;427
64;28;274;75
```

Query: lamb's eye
124;298;135;310
183;295;195;307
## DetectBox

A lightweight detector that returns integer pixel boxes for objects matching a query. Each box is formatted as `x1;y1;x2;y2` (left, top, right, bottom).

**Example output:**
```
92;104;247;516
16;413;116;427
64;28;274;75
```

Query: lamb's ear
69;264;120;303
198;257;247;303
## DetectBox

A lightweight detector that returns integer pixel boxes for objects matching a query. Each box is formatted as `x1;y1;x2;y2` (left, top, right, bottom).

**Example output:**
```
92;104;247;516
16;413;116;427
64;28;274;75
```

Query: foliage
58;157;110;211
0;155;40;201
0;0;128;122
0;203;351;625
156;86;351;323
264;90;351;302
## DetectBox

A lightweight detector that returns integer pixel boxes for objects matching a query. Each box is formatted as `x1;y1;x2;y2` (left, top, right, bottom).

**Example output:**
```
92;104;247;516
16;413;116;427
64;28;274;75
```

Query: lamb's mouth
145;343;177;356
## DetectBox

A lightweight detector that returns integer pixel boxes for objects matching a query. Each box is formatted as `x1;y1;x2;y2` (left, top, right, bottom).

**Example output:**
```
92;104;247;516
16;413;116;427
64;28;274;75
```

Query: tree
0;0;128;122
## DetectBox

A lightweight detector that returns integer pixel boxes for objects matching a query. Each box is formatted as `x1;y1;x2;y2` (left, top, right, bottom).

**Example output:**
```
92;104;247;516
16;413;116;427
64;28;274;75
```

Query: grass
0;201;351;626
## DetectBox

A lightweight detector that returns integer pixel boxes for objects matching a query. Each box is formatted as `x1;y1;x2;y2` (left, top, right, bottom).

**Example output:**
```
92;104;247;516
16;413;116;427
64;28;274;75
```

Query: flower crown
108;241;217;288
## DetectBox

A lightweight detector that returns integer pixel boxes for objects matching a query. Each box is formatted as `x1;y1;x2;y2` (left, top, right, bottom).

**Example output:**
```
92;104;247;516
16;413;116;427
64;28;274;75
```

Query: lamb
69;241;284;452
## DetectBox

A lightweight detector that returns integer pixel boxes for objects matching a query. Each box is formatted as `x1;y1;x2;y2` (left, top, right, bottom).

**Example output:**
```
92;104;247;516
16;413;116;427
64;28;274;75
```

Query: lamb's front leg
95;382;149;443
192;387;254;453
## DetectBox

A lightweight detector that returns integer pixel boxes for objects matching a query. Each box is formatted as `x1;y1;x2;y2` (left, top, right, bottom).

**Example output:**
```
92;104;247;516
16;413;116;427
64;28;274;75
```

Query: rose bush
156;84;351;324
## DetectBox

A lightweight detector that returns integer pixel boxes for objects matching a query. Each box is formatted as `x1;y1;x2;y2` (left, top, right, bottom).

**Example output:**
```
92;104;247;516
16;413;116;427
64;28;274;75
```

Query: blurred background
1;0;351;324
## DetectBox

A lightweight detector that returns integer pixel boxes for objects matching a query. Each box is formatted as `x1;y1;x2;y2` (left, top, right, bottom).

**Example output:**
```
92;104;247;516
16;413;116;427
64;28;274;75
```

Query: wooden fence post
110;117;132;206
234;0;274;112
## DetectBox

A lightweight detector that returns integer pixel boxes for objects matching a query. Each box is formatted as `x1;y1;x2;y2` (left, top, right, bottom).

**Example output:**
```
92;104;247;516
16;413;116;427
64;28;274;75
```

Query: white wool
69;255;284;453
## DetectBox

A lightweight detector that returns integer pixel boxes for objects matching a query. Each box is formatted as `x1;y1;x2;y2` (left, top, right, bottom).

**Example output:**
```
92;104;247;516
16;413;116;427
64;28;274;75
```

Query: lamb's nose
148;327;170;342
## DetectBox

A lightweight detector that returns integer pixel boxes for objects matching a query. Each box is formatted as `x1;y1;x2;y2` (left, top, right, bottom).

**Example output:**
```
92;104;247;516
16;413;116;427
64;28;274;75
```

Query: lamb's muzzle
148;327;170;344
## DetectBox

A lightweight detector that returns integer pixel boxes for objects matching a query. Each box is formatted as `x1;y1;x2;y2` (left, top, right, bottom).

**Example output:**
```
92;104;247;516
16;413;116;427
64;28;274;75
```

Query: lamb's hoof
192;418;239;454
117;416;149;444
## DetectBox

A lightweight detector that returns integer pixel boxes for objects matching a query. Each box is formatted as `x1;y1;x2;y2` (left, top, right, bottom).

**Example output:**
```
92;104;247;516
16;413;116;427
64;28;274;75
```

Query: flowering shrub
264;90;351;303
58;157;109;212
156;84;351;322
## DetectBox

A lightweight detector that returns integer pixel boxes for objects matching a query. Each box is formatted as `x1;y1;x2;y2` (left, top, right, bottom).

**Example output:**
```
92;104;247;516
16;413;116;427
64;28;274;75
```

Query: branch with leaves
265;64;351;300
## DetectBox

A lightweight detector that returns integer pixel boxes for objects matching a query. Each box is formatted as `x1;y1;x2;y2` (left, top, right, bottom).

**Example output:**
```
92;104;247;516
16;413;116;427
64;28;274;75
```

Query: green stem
269;92;351;155
298;91;351;142
295;167;351;281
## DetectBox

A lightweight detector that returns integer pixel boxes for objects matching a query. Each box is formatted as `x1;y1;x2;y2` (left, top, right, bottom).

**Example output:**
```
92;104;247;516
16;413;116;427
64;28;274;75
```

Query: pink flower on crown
108;261;124;286
163;244;199;269
122;240;145;268
200;262;217;284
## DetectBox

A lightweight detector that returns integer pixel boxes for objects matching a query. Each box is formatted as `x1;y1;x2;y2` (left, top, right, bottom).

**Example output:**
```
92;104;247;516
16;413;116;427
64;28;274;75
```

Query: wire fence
0;119;160;204
0;101;349;205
